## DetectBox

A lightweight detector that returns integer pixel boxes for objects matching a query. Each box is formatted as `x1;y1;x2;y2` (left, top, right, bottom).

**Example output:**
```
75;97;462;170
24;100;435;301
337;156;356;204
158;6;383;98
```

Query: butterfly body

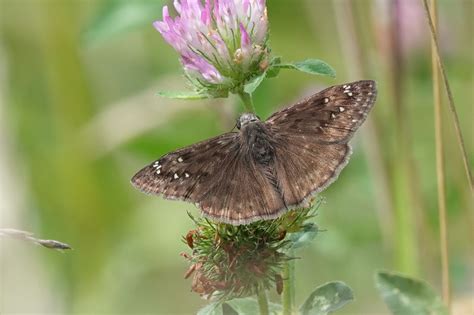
240;119;276;166
132;80;377;225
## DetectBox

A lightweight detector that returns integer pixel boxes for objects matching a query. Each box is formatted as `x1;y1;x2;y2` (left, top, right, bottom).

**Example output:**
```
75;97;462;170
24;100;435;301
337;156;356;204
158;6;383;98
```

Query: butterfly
131;80;377;225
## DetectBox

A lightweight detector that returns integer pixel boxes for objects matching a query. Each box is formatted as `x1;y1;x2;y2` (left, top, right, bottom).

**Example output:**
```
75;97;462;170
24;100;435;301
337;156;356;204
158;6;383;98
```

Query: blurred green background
0;0;472;314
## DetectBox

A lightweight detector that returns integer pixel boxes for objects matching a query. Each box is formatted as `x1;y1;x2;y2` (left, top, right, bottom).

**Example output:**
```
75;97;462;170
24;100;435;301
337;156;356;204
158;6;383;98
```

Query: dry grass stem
0;228;72;251
422;0;474;194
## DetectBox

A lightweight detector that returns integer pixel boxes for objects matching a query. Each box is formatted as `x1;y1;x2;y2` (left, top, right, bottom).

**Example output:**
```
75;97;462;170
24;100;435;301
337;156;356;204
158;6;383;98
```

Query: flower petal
154;0;270;88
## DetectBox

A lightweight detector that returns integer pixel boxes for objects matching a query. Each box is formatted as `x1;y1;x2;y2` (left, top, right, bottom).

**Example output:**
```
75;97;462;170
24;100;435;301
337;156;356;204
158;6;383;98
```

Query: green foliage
265;57;282;78
375;271;448;315
286;223;319;249
197;281;354;315
273;59;336;78
83;0;167;45
244;57;336;95
197;303;222;315
156;91;214;100
198;298;282;315
299;281;354;315
244;72;267;94
160;57;335;100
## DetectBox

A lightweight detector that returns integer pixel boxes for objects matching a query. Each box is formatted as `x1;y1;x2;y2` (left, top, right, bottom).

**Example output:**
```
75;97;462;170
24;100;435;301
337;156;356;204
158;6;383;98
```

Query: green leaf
266;56;282;78
157;91;211;100
300;281;354;315
224;298;282;315
197;302;223;315
244;72;267;94
275;59;336;78
375;271;448;315
287;223;319;249
265;67;280;79
82;0;167;45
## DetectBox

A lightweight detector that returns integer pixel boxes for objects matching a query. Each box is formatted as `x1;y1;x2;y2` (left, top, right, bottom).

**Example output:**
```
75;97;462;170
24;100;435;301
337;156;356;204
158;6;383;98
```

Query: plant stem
0;228;72;250
256;287;269;315
428;0;451;310
237;91;256;113
388;0;419;275
282;250;295;315
421;0;474;193
328;0;395;252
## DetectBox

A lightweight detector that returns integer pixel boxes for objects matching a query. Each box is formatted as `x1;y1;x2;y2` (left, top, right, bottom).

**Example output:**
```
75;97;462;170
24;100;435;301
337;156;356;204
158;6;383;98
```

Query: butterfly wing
132;80;377;224
266;80;377;143
131;132;285;224
195;148;286;224
272;135;351;207
265;80;377;207
131;133;237;198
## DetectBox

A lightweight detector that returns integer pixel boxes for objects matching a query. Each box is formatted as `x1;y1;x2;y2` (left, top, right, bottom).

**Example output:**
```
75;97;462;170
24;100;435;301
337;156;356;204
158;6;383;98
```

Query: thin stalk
0;228;72;250
237;91;256;113
422;0;474;193
328;0;395;252
388;0;418;275
282;250;295;315
428;0;451;309
256;287;269;315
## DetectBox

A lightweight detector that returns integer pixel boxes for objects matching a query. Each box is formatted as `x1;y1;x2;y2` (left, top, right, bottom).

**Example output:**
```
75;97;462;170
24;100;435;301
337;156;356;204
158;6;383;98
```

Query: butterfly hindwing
266;80;377;143
272;133;351;207
195;148;285;224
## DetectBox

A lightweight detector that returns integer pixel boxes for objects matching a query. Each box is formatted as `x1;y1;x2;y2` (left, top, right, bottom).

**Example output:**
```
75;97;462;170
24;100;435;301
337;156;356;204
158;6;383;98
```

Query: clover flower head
181;203;320;301
154;0;269;95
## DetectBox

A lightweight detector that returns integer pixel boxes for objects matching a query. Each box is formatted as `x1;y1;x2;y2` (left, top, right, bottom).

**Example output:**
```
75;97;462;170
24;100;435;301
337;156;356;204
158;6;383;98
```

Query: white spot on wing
324;97;329;104
177;157;183;163
339;107;345;112
173;173;179;179
185;172;190;178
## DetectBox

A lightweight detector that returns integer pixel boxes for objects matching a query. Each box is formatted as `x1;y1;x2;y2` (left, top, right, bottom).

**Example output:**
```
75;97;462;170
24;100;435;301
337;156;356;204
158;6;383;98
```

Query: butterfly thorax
240;119;276;166
238;113;259;129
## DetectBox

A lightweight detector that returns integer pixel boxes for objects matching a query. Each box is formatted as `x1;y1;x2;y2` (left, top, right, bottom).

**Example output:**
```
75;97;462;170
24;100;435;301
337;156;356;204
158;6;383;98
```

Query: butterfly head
237;113;260;130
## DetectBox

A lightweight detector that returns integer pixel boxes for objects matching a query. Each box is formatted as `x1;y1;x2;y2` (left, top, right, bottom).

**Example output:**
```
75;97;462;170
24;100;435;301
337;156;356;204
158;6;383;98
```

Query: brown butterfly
131;80;377;225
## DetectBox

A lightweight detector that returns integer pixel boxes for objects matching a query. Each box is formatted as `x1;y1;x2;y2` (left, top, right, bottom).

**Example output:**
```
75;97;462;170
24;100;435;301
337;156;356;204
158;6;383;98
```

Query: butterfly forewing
131;133;239;199
131;131;285;224
266;80;377;143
